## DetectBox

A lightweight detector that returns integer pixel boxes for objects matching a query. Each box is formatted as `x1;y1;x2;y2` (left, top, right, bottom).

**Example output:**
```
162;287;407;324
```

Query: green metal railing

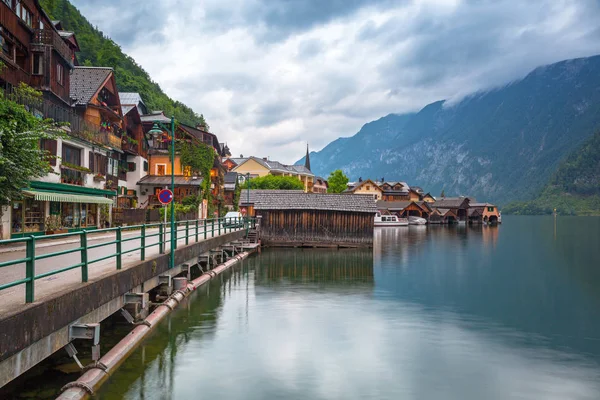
0;217;255;304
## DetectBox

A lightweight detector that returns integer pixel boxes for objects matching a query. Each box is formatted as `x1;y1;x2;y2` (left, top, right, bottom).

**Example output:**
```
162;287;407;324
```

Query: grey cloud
296;39;323;58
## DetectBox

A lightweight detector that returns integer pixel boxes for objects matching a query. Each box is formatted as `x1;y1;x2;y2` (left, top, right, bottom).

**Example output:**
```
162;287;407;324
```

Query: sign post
158;189;173;250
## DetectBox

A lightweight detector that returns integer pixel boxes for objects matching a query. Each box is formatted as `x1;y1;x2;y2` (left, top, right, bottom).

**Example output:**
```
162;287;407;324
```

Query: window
32;53;43;75
366;185;371;190
39;20;44;30
156;164;166;176
2;0;11;8
183;166;192;177
488;207;495;212
62;144;81;166
108;158;119;176
143;161;148;172
15;2;32;27
0;35;13;61
56;63;63;85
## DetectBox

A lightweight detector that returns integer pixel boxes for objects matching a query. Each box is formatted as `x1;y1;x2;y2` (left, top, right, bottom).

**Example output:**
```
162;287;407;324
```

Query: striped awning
23;190;114;205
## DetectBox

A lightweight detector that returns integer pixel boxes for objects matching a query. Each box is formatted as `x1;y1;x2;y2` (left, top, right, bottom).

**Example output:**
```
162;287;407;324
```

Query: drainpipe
57;251;252;400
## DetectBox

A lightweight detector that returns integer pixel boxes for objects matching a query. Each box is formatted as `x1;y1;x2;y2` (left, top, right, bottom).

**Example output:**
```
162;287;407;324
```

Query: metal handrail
0;217;256;304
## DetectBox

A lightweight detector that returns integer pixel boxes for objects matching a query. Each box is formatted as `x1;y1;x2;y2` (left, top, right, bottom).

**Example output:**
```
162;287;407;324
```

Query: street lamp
237;172;250;220
147;117;176;270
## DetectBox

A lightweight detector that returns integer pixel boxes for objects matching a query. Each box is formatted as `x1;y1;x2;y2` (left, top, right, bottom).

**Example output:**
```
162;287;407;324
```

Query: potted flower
93;173;106;182
45;215;67;235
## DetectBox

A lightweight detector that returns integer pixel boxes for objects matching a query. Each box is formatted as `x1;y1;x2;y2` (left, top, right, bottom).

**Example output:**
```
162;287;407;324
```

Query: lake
96;216;600;400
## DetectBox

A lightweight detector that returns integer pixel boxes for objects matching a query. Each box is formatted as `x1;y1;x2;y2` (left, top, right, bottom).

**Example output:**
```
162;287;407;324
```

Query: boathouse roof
251;192;377;213
239;190;304;206
433;197;471;209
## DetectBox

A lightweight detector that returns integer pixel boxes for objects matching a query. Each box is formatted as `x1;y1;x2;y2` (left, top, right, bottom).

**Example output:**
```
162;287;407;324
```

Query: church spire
304;143;311;171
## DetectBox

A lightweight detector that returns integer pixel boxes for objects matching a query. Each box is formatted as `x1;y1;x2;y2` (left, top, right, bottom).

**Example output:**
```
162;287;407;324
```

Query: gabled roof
346;179;383;193
434;197;470;209
228;157;247;165
249;192;377;213
235;157;314;176
70;67;113;106
376;200;413;210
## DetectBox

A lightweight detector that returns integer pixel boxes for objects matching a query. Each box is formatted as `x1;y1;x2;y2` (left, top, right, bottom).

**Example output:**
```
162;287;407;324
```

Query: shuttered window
89;151;95;172
41;139;57;166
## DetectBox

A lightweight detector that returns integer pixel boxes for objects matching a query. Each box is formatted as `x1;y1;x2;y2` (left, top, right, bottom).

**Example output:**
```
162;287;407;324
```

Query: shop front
9;181;116;238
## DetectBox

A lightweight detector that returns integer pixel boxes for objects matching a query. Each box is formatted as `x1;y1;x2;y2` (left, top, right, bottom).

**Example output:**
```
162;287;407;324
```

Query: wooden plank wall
257;210;374;246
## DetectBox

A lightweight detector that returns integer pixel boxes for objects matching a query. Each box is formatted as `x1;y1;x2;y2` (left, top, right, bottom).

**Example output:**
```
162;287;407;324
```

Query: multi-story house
137;113;227;215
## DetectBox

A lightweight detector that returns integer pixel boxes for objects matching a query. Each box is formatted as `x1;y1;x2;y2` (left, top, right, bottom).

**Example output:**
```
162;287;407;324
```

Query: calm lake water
95;216;600;400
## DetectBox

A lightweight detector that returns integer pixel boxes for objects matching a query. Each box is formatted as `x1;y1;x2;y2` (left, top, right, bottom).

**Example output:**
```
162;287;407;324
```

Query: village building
433;197;471;223
313;177;328;194
469;203;500;224
376;200;432;219
344;179;384;199
223;172;239;209
250;191;377;247
232;157;315;192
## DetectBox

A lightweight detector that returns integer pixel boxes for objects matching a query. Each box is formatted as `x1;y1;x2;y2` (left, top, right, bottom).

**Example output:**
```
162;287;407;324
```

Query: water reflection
97;217;600;400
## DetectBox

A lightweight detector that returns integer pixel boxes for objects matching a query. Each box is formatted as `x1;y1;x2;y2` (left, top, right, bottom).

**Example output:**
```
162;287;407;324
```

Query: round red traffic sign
158;189;173;205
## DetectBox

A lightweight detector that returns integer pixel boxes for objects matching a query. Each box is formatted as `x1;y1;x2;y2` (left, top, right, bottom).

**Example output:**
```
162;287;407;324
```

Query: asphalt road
0;222;240;316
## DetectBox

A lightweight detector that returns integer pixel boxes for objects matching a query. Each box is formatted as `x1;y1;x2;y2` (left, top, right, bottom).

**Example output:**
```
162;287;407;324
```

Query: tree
242;175;304;190
0;85;59;237
327;169;349;193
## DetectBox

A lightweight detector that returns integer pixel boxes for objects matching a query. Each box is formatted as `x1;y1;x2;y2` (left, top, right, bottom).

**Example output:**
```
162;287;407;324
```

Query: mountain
299;55;600;204
40;0;206;127
504;131;600;215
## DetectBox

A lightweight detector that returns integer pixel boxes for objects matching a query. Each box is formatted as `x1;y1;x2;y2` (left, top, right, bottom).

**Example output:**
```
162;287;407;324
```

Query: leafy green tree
0;85;59;236
327;169;349;193
242;175;304;190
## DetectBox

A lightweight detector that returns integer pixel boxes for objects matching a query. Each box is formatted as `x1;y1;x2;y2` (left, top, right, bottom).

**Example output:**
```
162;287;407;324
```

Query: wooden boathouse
251;191;377;247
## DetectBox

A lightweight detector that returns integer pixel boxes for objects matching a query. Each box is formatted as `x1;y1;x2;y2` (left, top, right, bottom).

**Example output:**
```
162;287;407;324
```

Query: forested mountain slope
504;131;600;215
40;0;206;127
299;55;600;204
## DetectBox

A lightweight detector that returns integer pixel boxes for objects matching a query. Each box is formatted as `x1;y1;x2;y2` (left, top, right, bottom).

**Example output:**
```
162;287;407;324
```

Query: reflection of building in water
254;249;374;287
481;225;499;248
374;226;428;266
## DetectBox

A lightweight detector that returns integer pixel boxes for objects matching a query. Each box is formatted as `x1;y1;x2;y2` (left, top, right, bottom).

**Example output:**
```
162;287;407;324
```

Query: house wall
482;205;500;220
257;209;374;246
232;158;270;177
353;184;383;200
149;154;183;176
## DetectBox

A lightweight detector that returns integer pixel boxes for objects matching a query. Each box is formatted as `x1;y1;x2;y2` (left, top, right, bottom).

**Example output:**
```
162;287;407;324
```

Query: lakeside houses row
0;1;237;239
0;0;326;239
343;179;501;224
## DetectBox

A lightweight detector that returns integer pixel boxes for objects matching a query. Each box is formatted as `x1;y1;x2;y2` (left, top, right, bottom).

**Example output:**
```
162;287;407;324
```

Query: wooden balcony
32;29;73;65
121;138;139;155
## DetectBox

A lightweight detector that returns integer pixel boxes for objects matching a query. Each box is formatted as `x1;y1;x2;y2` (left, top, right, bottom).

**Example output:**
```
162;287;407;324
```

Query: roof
239;190;304;205
345;179;383;193
434;197;470;209
376;200;412;210
381;190;409;195
119;92;144;105
141;112;171;123
70;67;113;106
436;208;457;216
235;157;314;176
228;157;247;165
470;203;494;207
58;31;74;39
121;105;135;115
137;176;203;186
249;192;377;213
224;172;238;184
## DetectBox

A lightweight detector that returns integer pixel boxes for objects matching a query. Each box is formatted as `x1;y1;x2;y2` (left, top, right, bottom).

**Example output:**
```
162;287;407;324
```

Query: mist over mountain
298;55;600;204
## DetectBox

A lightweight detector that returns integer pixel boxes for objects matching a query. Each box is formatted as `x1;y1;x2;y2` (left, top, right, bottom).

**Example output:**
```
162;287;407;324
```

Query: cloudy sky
72;0;600;163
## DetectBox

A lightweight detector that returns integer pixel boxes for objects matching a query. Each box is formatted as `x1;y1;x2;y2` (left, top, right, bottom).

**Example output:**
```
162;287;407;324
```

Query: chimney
263;157;268;161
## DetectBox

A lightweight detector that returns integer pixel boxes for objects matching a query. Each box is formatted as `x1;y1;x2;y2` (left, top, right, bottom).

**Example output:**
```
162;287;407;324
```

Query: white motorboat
375;213;409;227
408;216;427;225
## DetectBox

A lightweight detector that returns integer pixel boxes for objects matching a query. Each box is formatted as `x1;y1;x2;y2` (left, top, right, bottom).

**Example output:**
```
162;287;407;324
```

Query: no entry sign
158;189;173;205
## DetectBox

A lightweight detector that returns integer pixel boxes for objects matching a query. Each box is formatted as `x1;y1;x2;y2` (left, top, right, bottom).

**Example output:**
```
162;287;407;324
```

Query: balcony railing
32;29;73;65
4;87;122;150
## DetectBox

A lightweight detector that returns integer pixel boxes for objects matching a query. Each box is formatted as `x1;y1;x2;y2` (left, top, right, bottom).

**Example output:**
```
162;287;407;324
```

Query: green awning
23;190;114;205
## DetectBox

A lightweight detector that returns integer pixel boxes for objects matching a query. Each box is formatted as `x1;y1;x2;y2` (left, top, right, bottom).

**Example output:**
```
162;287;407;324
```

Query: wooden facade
257;209;375;247
1;0;75;105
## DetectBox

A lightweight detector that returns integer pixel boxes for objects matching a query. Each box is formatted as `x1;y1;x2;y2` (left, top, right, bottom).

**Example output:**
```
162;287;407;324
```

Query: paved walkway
0;223;242;317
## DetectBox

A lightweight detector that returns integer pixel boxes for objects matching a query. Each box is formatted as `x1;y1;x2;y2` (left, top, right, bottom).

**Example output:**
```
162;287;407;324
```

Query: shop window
61;203;80;228
32;53;43;75
11;199;44;234
62;143;81;166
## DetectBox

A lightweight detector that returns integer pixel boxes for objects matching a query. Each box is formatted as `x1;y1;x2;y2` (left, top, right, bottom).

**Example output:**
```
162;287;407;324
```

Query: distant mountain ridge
298;55;600;204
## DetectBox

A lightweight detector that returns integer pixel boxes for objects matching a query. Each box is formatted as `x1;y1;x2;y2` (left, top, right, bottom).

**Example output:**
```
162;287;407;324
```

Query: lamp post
147;117;176;269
